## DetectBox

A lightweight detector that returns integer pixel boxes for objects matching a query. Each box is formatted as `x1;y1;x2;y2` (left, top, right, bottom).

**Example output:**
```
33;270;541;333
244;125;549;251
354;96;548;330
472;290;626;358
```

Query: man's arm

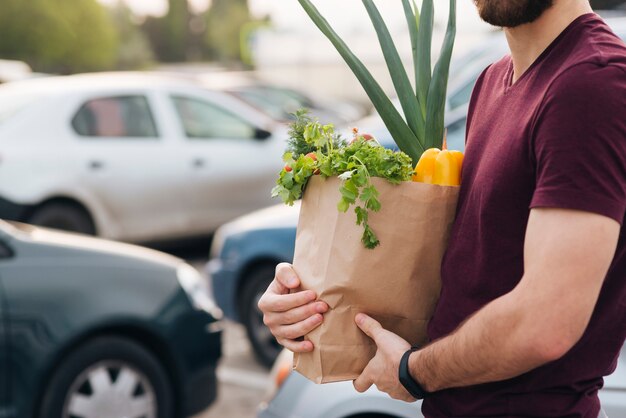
353;208;620;396
409;208;620;392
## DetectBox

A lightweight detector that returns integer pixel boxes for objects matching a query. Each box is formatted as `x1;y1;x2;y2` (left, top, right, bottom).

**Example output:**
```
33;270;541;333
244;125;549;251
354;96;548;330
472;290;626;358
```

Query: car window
449;80;477;111
447;117;467;152
72;95;158;138
235;90;289;121
171;95;255;140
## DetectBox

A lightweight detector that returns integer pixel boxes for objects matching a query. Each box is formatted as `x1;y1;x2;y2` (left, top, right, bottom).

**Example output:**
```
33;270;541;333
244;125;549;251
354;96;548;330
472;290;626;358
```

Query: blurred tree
590;0;626;8
109;3;154;69
162;0;191;62
204;0;252;63
142;0;191;62
0;0;118;74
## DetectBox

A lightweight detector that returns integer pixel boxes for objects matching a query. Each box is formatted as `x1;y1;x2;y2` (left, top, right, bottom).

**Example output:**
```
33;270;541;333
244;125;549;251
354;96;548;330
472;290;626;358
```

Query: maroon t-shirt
424;14;626;418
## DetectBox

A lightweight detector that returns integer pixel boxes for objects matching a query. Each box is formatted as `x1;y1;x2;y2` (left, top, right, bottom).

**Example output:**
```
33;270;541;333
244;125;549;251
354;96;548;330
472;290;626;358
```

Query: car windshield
235;89;290;121
235;86;312;121
0;90;39;125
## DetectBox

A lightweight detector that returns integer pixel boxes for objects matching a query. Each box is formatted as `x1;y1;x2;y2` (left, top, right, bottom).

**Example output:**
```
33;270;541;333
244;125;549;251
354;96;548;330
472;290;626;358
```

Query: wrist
398;347;432;399
408;349;437;393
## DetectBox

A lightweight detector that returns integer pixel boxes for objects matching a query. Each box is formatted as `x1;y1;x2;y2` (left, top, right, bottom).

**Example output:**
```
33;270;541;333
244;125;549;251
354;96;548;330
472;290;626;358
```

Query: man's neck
504;0;593;84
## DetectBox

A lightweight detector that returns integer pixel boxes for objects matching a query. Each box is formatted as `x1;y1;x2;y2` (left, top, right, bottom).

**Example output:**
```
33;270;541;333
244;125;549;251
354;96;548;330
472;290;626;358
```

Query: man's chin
475;0;555;28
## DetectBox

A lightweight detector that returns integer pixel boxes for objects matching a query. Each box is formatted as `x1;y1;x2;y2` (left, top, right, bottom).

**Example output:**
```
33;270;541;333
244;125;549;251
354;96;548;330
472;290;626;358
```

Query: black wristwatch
398;347;431;400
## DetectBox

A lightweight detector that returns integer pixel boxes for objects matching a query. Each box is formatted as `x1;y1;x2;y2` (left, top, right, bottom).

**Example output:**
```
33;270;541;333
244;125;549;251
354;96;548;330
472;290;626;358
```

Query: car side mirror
254;128;272;141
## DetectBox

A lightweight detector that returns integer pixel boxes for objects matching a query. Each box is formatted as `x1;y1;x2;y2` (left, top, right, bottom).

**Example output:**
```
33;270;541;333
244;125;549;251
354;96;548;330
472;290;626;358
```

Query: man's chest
461;87;544;210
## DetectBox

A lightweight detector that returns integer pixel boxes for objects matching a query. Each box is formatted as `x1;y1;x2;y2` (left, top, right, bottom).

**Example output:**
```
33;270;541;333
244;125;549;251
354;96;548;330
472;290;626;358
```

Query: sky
97;0;491;33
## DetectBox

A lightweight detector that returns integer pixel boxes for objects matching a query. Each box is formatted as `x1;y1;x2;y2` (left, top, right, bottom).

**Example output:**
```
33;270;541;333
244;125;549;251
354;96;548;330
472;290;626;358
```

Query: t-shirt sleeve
530;62;626;224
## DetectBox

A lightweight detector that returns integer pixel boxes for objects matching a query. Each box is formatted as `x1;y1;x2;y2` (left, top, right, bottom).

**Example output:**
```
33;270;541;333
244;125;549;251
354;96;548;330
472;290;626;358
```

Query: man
258;0;626;416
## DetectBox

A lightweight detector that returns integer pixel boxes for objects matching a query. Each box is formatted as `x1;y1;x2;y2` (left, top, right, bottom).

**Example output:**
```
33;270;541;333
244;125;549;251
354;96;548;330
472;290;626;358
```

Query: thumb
274;263;301;294
355;313;384;343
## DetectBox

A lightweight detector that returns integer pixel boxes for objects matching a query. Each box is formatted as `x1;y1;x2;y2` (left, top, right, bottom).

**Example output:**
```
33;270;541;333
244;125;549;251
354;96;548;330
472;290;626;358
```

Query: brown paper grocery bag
292;176;459;384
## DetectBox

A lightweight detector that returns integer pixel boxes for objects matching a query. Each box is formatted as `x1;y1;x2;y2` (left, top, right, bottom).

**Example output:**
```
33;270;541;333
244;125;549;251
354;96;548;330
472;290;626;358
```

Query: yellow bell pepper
412;139;463;186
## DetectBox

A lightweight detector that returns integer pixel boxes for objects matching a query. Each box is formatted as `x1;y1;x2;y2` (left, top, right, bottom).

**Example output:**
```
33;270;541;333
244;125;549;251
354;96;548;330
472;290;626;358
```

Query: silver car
259;348;626;418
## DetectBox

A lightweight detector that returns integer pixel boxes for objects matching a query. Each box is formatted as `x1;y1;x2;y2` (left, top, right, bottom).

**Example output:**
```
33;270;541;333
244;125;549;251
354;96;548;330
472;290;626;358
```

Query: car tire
39;336;174;418
29;202;96;235
241;265;282;368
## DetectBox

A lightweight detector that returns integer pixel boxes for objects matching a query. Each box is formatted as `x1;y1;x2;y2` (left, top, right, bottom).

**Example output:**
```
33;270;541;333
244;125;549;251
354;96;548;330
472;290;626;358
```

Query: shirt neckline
505;12;597;91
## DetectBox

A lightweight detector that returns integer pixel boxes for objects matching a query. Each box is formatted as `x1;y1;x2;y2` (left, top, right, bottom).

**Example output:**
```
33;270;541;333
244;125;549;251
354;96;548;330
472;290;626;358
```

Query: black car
0;220;222;418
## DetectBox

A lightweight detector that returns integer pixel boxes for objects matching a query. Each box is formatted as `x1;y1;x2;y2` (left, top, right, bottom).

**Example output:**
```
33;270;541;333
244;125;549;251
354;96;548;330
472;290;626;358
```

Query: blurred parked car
195;71;367;126
207;203;299;367
0;220;222;418
0;59;42;84
207;111;468;367
0;72;287;242
258;348;626;418
226;84;365;126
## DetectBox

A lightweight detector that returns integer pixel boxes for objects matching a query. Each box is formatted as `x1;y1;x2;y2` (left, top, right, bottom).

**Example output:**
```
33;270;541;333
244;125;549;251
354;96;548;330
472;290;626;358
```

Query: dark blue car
207;203;298;366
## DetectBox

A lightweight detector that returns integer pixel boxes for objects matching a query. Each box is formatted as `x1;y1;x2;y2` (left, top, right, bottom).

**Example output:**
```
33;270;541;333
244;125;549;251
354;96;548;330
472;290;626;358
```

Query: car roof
0;71;200;97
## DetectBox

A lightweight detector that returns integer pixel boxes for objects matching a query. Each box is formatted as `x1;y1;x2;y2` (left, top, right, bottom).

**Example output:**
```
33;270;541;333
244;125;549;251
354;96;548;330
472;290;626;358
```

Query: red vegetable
306;152;318;161
349;133;375;144
284;165;293;172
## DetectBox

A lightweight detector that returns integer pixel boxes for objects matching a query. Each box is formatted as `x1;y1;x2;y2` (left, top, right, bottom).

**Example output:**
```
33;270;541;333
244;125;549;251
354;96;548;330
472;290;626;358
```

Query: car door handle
88;160;105;171
192;158;207;169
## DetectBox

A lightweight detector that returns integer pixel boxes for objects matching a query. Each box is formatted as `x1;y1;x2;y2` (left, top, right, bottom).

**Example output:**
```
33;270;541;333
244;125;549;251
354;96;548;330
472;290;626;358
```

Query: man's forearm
406;210;615;393
409;287;564;392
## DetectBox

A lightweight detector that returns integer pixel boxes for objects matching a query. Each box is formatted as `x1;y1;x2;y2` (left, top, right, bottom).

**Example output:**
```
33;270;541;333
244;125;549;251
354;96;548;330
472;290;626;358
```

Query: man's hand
257;263;329;353
353;313;416;402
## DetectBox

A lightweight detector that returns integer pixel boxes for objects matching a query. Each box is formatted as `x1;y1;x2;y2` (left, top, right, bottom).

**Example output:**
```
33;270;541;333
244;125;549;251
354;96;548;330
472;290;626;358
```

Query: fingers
256;263;330;353
274;263;300;292
355;313;384;343
353;368;374;393
277;337;314;353
263;300;328;327
259;289;318;314
275;312;324;340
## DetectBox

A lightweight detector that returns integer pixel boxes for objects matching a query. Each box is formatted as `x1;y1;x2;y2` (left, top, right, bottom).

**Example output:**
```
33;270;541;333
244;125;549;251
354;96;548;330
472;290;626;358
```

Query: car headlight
177;263;223;319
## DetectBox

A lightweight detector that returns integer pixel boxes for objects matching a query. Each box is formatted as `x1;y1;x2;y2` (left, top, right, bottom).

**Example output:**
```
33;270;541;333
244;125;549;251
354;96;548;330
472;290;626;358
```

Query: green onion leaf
363;0;425;144
416;0;434;119
297;0;424;163
425;0;456;149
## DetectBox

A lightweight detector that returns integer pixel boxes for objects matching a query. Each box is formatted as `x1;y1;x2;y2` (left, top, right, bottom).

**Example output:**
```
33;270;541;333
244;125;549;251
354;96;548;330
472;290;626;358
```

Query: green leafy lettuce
272;112;413;249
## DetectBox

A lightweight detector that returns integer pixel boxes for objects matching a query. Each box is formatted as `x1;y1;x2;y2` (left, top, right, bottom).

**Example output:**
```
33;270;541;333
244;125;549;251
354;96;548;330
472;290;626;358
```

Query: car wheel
39;337;174;418
241;265;283;368
29;202;96;235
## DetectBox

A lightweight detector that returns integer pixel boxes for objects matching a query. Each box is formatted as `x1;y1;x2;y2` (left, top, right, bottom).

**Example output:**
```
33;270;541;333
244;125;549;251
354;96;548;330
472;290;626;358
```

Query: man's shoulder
541;17;626;104
546;60;625;106
553;16;626;87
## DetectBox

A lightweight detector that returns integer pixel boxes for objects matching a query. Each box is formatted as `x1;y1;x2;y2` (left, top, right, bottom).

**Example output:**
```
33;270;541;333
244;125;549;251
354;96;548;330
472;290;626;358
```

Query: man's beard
474;0;555;28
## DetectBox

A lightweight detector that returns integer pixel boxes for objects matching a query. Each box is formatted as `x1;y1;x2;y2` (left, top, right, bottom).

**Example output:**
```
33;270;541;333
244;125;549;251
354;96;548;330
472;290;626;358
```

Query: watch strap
398;347;429;400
